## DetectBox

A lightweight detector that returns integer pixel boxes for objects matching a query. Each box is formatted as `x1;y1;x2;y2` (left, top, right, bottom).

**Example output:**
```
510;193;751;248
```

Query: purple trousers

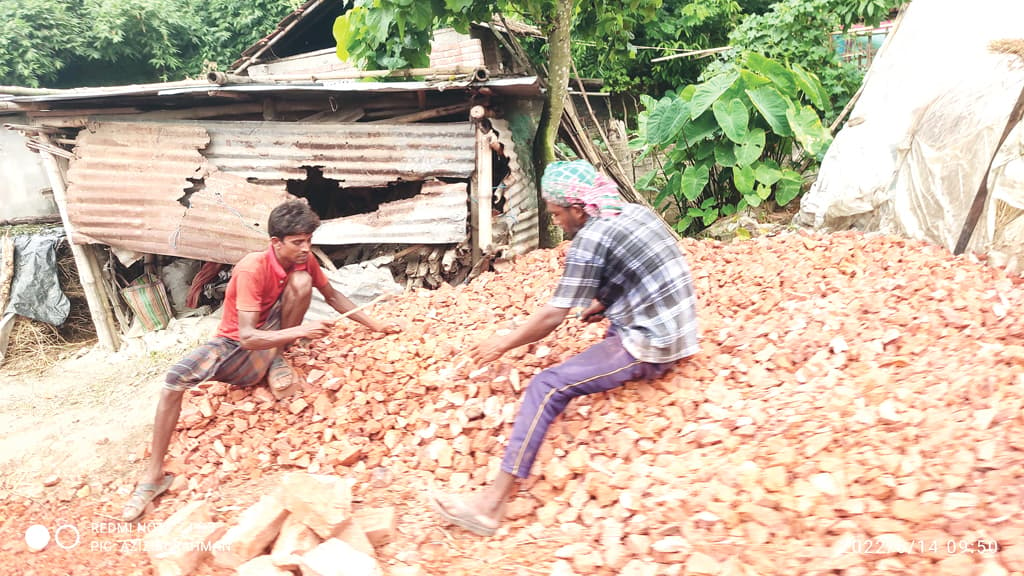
501;330;675;478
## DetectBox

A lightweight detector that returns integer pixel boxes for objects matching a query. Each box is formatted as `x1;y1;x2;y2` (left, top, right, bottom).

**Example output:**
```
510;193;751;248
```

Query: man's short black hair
268;199;320;239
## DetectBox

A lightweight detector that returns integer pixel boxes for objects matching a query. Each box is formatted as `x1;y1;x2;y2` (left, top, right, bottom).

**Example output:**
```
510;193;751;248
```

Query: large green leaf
648;98;691;148
680;111;719;146
691;140;716;163
680;163;711;202
690;71;739;120
744;53;797;98
786;104;832;157
333;10;359;61
775;170;803;206
754;162;782;186
715;142;737;167
712;98;749;144
791;63;827;111
746;86;793;137
735;128;766;166
734;164;755;195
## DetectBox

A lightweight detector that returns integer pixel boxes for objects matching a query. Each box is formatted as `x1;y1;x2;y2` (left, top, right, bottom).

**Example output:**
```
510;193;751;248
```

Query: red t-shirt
217;248;329;341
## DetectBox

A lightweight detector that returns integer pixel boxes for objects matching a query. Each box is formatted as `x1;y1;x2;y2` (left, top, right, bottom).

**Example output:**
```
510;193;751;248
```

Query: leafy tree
0;0;83;87
333;0;662;164
635;53;831;234
572;0;742;94
183;0;304;75
0;0;300;87
726;0;903;120
334;0;664;246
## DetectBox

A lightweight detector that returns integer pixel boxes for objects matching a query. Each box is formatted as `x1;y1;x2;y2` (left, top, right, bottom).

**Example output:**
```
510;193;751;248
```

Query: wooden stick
0;215;61;226
36;135;120;350
241;66;483;83
650;46;732;63
311;246;337;272
233;0;330;74
371;103;472;124
954;83;1024;255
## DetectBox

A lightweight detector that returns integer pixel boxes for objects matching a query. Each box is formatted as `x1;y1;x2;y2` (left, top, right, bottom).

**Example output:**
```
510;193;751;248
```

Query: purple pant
501;330;675;478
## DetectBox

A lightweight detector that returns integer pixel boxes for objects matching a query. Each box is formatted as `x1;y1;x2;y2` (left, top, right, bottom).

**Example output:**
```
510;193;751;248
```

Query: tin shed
0;2;544;348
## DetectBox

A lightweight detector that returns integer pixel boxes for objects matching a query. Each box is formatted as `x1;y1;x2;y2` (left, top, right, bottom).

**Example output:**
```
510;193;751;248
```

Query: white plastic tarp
799;0;1024;270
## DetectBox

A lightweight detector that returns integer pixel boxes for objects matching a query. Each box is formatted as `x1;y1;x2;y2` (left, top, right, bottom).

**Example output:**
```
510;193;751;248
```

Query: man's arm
469;304;569;365
318;282;399;333
237;310;331;350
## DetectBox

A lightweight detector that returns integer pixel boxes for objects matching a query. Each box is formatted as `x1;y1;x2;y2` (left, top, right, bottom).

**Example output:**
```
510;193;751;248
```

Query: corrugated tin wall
313;181;468;245
65;121;477;263
491;118;539;255
203;121;476;186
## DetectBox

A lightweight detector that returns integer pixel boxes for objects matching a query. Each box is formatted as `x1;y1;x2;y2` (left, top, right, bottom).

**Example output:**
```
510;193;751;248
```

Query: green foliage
834;0;902;29
635;54;831;235
0;0;82;87
0;0;300;87
335;0;497;70
725;0;901;118
184;0;302;74
76;0;200;79
571;0;742;94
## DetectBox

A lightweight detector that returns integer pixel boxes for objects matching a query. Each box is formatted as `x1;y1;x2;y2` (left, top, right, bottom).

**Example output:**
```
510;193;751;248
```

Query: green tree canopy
0;0;301;87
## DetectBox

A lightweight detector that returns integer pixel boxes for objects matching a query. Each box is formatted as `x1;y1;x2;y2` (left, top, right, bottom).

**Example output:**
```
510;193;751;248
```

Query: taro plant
634;52;832;235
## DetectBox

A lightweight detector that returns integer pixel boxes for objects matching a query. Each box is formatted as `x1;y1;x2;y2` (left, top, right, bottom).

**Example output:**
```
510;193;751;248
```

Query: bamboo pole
650;46;733;63
473;106;494;258
0;85;67;96
0;215;61;227
371;103;472;124
240;66;486;83
36;135;120;350
2;123;63;133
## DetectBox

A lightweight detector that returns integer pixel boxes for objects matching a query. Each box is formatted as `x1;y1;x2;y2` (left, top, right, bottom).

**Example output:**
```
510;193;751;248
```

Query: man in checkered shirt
431;160;699;536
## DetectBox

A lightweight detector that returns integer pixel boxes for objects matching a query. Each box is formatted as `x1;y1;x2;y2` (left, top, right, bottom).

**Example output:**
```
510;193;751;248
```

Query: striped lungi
164;301;281;392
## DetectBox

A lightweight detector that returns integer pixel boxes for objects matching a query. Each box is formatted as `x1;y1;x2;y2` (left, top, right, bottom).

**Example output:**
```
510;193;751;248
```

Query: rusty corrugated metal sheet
66;123;278;264
203;121;476;186
491;119;539;255
65;120;475;263
313;181;467;245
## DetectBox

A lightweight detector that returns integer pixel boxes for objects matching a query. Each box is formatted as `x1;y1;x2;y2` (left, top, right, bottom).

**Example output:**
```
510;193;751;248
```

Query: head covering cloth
541;160;624;219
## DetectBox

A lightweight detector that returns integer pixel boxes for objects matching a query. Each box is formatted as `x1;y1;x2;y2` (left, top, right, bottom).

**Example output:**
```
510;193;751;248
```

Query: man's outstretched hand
370;320;402;335
468;335;507;367
579;299;607;323
300;319;336;340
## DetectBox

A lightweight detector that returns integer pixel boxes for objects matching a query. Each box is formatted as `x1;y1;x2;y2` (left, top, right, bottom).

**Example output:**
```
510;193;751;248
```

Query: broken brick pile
144;472;394;576
4;230;1024;576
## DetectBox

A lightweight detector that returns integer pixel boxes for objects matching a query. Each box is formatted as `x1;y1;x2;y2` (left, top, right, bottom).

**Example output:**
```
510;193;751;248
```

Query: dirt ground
0;316;220;498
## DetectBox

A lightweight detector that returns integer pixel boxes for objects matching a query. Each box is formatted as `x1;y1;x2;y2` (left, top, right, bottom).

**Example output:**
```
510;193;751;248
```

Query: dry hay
0;240;96;376
990;38;1024;60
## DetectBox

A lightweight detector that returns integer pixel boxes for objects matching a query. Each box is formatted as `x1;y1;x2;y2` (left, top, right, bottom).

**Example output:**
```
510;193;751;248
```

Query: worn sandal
429;490;499;537
267;357;296;391
120;473;175;522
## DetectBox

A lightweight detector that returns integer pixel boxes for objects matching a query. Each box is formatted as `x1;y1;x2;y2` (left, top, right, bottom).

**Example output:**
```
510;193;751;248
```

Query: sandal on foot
121;473;175;522
267;357;296;392
429;490;499;537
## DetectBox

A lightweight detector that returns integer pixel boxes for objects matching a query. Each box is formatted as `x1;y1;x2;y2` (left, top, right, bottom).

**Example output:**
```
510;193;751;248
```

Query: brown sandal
121;473;175;522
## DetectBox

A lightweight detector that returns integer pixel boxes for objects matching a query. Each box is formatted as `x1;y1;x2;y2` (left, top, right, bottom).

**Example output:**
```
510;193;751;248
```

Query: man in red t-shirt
121;199;399;522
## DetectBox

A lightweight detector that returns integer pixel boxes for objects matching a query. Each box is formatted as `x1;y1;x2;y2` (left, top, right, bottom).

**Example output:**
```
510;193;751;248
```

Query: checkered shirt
550;204;699;363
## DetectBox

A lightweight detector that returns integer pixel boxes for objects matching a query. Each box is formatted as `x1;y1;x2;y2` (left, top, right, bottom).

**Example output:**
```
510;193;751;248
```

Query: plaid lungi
164;301;281;392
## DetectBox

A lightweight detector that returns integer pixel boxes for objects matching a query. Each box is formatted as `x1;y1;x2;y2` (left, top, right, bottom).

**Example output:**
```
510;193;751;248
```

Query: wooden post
472;106;493;258
36;136;120;350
